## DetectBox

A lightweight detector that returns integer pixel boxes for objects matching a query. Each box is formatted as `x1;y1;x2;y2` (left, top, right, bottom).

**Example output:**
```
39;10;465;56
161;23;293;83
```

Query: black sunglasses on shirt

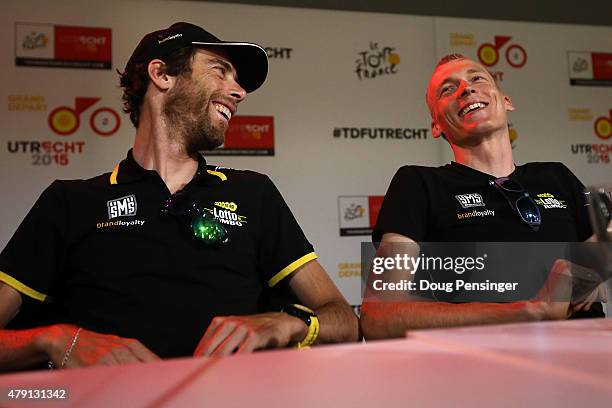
160;190;230;246
490;177;541;231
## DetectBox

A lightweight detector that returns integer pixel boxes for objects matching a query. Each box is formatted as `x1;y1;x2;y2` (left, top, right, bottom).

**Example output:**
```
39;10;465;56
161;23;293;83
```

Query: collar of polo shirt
109;149;226;186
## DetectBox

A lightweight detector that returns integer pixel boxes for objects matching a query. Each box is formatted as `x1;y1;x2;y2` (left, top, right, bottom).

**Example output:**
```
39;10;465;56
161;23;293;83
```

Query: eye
439;85;454;97
214;66;227;77
472;75;486;82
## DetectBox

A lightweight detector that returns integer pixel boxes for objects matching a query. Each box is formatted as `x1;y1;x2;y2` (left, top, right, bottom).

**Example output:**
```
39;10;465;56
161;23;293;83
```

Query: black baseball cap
125;22;268;93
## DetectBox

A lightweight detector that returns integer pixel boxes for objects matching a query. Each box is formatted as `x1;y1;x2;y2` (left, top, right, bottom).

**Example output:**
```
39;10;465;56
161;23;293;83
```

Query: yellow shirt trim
109;165;226;185
109;164;119;185
207;169;227;181
0;271;47;302
268;252;318;287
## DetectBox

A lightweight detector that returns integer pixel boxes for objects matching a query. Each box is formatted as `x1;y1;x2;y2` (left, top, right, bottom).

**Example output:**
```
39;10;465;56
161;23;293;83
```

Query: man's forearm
315;300;359;344
0;328;51;371
361;300;543;340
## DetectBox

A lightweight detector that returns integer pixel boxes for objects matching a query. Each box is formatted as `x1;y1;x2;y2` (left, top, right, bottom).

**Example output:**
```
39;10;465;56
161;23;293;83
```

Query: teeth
214;103;232;120
461;102;486;116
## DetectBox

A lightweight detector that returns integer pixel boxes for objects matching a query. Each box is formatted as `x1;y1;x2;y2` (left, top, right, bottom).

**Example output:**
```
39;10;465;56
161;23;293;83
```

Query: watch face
284;304;314;325
300;314;311;326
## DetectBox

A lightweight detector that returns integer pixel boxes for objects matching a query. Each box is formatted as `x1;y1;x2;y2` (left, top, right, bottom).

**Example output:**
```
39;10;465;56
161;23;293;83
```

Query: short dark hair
435;53;467;68
118;46;198;128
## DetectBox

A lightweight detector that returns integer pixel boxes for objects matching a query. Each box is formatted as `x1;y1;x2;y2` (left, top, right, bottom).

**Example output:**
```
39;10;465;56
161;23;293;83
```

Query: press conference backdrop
2;0;611;306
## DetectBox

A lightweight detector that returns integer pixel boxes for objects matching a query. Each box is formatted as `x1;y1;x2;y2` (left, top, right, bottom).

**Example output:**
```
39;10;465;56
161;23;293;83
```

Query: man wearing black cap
0;22;357;370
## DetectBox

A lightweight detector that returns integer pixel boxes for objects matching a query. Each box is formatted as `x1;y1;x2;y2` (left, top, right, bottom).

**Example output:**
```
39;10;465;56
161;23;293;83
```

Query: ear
503;95;515;112
431;121;443;138
148;59;176;91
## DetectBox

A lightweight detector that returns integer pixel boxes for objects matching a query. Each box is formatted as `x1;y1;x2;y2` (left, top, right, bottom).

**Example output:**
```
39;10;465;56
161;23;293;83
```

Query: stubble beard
162;76;226;155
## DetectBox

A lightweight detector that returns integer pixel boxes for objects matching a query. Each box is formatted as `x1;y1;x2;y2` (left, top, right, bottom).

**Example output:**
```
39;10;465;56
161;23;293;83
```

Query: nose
459;81;476;98
229;77;247;103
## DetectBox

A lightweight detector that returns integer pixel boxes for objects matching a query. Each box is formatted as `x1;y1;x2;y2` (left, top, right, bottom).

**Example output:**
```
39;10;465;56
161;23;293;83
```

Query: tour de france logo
344;203;365;221
22;31;48;50
48;97;120;137
355;41;400;80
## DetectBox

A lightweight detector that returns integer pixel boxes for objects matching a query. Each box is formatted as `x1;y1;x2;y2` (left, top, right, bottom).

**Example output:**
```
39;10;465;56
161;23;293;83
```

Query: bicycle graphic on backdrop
477;35;527;68
48;97;120;137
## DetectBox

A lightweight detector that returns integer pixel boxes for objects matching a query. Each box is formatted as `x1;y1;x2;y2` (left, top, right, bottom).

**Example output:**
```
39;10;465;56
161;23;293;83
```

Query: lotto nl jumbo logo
594;110;612;140
107;195;137;219
48;97;120;136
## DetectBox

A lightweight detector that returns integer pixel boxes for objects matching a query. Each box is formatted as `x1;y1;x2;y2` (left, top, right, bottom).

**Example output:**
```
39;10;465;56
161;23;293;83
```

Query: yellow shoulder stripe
207;169;227;181
109;164;119;185
0;271;47;302
110;165;226;184
268;252;318;287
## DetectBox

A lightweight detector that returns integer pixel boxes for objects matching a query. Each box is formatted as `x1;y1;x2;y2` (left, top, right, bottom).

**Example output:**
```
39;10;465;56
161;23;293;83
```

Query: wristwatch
282;304;319;348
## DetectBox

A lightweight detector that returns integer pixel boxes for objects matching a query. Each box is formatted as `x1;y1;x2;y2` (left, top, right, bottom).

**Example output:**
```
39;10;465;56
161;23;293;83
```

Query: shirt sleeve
556;163;592;241
257;176;317;287
0;181;68;302
373;166;430;243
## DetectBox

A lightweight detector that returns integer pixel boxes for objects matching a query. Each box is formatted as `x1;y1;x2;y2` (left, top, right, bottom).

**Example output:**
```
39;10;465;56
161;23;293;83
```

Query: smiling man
0;22;357;370
361;54;604;339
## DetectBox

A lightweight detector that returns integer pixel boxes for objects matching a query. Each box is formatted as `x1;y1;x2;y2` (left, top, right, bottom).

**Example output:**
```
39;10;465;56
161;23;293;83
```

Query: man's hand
531;259;574;320
34;324;160;367
568;260;607;313
193;312;307;357
570;283;607;313
532;258;607;316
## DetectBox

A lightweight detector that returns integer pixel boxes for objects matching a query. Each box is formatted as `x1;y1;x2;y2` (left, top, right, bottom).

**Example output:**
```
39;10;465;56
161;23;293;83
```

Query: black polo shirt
374;161;592;242
373;161;603;317
0;150;317;357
